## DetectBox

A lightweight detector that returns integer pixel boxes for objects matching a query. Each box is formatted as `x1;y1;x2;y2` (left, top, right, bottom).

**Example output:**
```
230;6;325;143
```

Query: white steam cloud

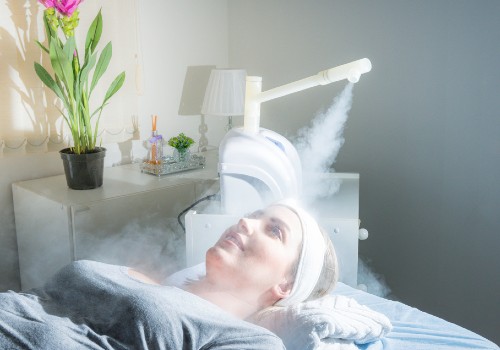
293;84;392;297
294;83;354;202
358;257;393;298
82;217;185;282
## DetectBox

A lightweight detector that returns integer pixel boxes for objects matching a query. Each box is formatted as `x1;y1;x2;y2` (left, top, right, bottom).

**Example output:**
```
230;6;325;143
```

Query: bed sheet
332;283;498;350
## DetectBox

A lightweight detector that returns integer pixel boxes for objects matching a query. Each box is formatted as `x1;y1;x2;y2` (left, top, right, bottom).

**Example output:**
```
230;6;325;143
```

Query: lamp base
226;116;233;131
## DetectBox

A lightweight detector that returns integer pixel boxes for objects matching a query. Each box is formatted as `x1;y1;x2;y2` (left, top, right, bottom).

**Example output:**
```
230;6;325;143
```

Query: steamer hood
219;127;302;215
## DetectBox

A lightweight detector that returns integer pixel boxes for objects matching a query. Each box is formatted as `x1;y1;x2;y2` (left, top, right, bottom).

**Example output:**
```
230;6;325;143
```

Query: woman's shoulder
65;259;116;271
47;260;123;286
73;259;119;269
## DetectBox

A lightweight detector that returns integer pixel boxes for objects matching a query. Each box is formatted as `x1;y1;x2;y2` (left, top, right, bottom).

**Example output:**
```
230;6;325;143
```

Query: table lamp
201;69;246;131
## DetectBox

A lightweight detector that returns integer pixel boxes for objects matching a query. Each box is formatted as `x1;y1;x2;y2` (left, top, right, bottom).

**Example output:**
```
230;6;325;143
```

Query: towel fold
253;294;392;350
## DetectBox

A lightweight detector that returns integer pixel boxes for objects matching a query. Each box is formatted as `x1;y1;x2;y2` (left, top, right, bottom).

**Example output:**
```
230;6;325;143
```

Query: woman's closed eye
267;224;283;241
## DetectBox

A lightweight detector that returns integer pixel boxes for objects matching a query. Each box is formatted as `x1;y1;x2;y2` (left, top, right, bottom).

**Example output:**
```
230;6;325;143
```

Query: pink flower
54;0;84;16
38;0;84;16
38;0;57;7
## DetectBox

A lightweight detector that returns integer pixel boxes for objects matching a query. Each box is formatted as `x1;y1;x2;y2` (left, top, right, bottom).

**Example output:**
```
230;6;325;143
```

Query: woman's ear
271;277;293;300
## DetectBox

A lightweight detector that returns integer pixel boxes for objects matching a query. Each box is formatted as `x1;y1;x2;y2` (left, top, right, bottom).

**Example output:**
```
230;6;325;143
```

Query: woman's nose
238;218;253;235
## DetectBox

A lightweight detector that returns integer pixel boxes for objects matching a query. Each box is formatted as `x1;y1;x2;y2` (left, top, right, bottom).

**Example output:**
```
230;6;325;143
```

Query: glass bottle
148;115;163;164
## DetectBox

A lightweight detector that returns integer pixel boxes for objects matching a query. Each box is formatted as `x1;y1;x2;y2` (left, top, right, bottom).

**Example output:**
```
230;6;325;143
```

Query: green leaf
90;42;112;93
34;62;66;102
80;52;97;91
36;40;49;55
55;105;71;127
63;37;77;63
85;9;103;57
42;13;51;38
103;71;125;104
49;40;63;82
50;39;74;97
90;71;125;120
42;12;55;45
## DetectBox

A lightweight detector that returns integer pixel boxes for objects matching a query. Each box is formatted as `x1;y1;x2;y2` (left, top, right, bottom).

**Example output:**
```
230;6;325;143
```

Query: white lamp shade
201;69;246;116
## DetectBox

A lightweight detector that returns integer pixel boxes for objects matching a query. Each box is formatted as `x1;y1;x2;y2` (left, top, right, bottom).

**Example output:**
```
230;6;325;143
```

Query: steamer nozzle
319;58;372;84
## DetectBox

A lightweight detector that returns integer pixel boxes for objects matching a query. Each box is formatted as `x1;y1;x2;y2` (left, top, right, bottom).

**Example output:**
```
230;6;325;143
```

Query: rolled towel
253;294;392;350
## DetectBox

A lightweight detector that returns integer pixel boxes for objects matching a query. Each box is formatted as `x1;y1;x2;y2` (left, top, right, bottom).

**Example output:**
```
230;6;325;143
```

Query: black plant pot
59;147;106;190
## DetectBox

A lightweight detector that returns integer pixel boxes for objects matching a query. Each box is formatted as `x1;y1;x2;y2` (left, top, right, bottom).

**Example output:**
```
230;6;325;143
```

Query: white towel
253;294;392;350
317;339;359;350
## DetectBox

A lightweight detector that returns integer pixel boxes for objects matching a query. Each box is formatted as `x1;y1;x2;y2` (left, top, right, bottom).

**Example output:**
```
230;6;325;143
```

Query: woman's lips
225;231;244;251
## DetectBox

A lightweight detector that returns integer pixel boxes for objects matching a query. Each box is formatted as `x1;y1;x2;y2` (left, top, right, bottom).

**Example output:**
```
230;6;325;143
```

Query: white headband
274;199;326;306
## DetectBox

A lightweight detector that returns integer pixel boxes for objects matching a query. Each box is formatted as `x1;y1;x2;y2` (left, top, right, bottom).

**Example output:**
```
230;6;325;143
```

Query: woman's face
206;205;303;296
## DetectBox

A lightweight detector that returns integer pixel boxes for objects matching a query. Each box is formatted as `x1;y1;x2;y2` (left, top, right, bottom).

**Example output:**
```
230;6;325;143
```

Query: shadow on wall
178;65;216;152
0;0;63;145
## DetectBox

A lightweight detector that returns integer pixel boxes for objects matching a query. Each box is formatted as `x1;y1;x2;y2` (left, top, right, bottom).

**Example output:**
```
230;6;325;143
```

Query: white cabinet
13;162;218;290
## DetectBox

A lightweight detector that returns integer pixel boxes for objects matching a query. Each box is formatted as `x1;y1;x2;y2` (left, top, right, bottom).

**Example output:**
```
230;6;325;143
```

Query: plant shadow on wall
1;0;64;151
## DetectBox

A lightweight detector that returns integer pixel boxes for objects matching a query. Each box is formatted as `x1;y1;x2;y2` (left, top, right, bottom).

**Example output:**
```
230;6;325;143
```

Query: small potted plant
167;133;195;163
34;0;125;190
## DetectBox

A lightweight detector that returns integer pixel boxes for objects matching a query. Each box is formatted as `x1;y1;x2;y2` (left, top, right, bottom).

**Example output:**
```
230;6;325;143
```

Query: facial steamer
184;58;372;269
219;58;372;215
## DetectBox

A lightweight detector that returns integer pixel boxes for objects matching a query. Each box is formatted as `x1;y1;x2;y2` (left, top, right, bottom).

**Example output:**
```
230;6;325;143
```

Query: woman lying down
0;199;338;349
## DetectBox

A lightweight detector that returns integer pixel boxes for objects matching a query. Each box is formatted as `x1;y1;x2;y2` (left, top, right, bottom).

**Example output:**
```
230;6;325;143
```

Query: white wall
136;0;230;145
0;0;229;290
228;0;500;344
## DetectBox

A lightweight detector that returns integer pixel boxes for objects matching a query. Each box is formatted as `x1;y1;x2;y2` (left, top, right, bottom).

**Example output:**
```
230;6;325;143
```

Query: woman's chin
206;246;241;276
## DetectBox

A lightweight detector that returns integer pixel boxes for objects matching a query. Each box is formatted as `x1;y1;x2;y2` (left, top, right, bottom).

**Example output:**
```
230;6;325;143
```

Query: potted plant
34;0;125;190
167;133;195;163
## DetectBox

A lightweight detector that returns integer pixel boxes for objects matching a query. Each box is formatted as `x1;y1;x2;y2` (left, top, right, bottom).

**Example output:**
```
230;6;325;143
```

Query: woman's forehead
265;206;302;235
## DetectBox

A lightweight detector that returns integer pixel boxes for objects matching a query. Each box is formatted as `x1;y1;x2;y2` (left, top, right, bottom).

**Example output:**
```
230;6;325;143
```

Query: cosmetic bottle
148;115;163;164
